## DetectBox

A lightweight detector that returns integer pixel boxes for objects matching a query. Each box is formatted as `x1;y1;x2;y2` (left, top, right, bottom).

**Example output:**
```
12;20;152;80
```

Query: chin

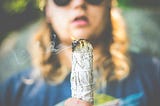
71;30;93;40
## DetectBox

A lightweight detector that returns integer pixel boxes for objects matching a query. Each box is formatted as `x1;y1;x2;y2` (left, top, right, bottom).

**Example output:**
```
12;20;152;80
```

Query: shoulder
129;52;160;84
130;52;160;69
130;52;160;66
0;68;35;96
1;68;33;87
121;52;160;105
0;68;44;105
0;68;71;106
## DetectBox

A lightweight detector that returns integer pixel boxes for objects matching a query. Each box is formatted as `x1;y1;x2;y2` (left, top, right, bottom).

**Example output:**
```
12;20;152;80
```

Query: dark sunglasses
53;0;104;6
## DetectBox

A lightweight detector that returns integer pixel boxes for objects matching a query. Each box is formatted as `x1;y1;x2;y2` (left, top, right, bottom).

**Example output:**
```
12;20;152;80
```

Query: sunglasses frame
53;0;105;6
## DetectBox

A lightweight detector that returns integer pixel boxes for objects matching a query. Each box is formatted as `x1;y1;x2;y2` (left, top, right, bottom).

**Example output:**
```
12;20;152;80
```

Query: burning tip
72;39;93;52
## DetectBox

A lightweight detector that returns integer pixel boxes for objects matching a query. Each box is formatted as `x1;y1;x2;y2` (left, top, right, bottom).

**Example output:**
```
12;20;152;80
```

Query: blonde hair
110;8;130;80
29;0;130;84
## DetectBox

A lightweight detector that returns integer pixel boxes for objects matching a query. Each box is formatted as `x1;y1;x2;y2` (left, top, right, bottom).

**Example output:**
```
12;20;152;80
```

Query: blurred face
46;0;109;45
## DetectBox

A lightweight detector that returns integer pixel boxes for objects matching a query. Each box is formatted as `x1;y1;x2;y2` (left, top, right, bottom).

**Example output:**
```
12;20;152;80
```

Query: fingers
64;98;93;106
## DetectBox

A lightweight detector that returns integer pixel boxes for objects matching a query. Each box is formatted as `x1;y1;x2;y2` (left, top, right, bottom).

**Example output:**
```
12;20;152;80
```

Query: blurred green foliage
119;0;160;7
3;0;29;13
0;0;41;43
1;0;37;14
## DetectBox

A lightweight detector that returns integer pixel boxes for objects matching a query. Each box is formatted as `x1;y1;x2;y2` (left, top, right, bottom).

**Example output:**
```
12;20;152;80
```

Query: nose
71;0;87;9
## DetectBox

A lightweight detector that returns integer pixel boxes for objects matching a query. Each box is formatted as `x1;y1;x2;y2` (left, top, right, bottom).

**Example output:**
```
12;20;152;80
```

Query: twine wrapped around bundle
71;39;94;104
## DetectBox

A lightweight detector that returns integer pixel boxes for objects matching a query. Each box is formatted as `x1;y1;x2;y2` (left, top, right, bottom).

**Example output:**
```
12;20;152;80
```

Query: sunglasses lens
54;0;70;6
87;0;104;5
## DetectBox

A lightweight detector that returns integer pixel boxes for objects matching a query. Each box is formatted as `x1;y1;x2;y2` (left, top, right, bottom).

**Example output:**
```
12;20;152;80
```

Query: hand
64;98;93;106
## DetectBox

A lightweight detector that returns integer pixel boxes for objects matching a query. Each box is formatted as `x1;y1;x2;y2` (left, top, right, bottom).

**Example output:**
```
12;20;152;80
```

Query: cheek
89;8;107;33
51;11;69;33
51;12;72;44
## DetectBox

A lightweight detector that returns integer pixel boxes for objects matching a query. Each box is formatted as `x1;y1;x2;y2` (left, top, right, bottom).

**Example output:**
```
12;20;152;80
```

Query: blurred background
0;0;160;83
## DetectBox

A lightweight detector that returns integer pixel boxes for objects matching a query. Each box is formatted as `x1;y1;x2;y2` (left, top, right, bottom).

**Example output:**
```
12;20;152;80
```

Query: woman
1;0;160;106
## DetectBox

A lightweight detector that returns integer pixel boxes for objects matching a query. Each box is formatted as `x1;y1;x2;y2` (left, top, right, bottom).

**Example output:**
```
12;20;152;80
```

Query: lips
74;16;88;21
72;16;89;26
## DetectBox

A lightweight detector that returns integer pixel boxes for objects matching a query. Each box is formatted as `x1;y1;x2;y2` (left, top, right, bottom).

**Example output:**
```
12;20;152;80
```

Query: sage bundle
71;39;94;104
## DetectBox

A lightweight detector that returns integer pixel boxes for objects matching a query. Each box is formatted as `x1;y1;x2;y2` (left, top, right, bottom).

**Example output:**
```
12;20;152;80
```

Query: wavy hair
28;0;130;84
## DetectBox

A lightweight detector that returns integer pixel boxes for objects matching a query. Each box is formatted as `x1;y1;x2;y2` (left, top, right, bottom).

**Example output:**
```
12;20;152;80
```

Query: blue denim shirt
1;53;160;106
